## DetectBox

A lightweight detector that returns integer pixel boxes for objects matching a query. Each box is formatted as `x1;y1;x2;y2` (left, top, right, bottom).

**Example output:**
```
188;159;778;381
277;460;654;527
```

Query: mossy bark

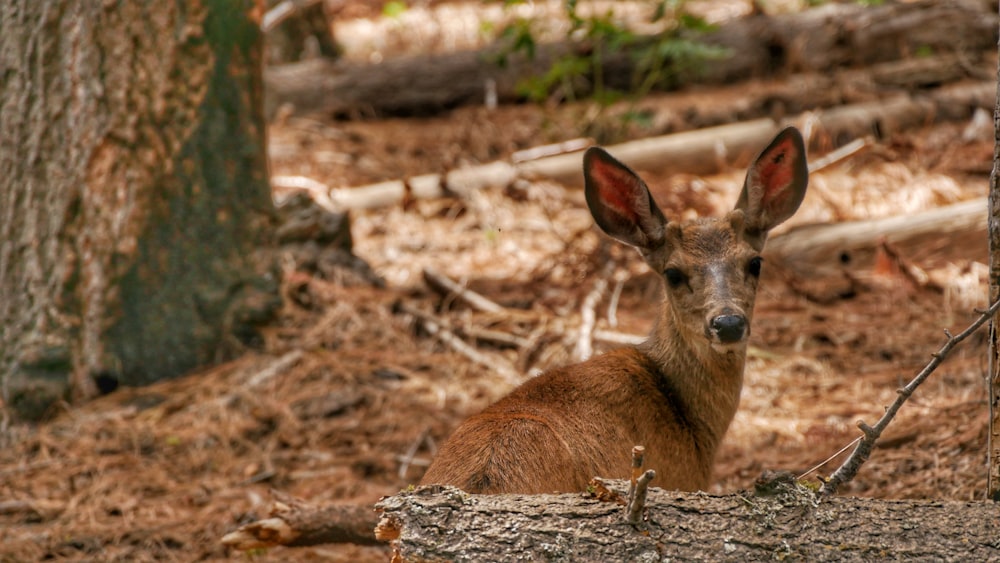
0;0;278;420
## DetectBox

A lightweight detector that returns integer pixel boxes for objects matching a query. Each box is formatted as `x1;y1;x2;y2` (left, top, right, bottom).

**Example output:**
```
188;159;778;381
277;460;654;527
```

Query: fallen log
375;482;1000;561
766;198;987;278
264;0;996;117
315;83;993;210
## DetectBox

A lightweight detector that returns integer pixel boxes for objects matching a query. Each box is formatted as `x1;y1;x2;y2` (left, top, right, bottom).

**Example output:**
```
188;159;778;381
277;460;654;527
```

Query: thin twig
511;138;591;163
245;350;305;389
459;326;531;349
877;237;934;289
607;274;626;328
593;329;645;346
261;0;323;32
422;267;504;313
819;299;1000;495
808;137;870;174
399;303;519;382
575;262;615;361
398;429;429;479
797;436;862;481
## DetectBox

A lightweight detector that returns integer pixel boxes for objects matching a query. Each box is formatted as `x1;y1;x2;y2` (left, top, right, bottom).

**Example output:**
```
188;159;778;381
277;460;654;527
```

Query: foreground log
375;482;1000;561
265;0;996;117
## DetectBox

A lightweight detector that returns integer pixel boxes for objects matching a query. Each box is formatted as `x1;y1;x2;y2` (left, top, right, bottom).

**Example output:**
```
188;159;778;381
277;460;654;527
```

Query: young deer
421;127;808;494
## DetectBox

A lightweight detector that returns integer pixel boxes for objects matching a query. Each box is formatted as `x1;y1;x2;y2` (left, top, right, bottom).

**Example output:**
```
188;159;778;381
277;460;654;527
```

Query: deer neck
638;311;746;452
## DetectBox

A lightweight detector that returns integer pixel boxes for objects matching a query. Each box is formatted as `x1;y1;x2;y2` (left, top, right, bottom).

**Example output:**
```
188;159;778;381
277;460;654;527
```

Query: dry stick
422;267;504;313
511;138;591;163
819;298;1000;495
878;237;933;289
398;429;429;479
607;274;626;328
627;445;645;502
261;0;323;32
593;329;645;346
807;137;870;174
460;326;532;348
245;350;305;389
399;303;519;382
626;470;656;525
575;262;615;361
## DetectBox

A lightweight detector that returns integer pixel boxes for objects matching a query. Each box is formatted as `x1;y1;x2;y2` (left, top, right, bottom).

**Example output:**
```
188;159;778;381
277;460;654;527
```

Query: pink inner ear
757;138;799;198
590;157;642;221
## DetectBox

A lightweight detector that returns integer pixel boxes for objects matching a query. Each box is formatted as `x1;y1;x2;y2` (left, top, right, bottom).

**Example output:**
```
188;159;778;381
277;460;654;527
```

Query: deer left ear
735;127;808;245
583;147;668;252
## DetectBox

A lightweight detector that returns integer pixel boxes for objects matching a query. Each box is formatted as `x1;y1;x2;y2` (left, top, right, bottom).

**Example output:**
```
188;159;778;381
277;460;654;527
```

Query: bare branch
398;303;519;382
422;267;505;313
807;137;870;174
261;0;323;33
627;445;645;501
819;298;1000;495
575;262;615;361
592;329;645;346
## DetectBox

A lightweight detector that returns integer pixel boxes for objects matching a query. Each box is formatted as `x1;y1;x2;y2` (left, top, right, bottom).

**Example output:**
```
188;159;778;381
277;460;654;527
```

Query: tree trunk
987;0;1000;501
0;0;279;420
376;483;1000;561
265;0;997;118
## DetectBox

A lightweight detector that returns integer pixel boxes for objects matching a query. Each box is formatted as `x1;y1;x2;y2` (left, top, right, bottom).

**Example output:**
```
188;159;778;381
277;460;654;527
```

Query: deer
420;127;808;494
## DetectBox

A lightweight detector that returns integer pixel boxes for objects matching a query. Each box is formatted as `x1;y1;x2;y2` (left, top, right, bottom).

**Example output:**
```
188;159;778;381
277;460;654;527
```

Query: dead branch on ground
221;491;381;549
422;267;504;313
396;302;520;382
818;298;1000;495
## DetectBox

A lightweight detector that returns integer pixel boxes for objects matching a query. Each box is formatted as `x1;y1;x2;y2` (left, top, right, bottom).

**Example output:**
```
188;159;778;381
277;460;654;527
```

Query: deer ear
735;127;808;242
583;147;667;251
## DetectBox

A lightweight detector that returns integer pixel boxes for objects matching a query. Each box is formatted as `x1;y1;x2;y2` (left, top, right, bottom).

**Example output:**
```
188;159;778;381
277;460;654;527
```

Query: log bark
766;199;987;279
0;0;279;419
265;0;997;117
376;482;1000;561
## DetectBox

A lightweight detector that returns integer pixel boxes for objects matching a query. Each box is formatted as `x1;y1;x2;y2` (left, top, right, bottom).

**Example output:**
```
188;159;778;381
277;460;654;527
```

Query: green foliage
495;1;729;143
382;1;408;19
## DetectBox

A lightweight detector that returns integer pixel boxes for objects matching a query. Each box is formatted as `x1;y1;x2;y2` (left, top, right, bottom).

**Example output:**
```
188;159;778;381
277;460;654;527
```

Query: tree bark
376;482;1000;561
987;0;1000;501
265;0;997;118
0;0;279;420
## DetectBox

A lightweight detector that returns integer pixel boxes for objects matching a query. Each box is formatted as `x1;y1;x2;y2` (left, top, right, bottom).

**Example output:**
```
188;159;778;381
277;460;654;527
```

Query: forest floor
2;6;998;563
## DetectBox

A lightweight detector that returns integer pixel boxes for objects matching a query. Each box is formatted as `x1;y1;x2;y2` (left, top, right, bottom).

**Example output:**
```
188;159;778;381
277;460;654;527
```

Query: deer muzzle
707;312;747;345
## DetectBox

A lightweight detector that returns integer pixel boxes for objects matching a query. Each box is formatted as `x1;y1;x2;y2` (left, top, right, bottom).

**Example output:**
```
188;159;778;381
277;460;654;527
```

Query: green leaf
382;1;407;19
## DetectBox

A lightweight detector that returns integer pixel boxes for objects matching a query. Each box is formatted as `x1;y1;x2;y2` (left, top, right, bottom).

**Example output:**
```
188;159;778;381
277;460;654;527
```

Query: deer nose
710;314;747;343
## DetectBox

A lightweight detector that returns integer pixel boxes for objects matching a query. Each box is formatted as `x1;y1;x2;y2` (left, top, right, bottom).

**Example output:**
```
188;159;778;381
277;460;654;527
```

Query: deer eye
664;267;687;288
748;256;763;278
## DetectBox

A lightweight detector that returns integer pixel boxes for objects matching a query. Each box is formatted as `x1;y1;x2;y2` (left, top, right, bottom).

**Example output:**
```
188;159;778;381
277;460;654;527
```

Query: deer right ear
735;127;808;243
583;147;668;252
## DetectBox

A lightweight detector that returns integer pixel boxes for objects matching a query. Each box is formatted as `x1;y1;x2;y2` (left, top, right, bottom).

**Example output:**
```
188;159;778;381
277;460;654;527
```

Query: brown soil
1;58;995;563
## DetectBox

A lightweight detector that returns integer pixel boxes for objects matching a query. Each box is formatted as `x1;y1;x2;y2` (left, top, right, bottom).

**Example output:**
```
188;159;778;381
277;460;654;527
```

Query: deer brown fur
420;128;809;494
